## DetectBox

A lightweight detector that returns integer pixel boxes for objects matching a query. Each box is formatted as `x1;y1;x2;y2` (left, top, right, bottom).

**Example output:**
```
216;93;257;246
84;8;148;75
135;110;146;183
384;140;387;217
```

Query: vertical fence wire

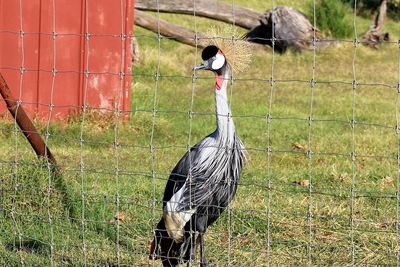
79;0;90;264
306;0;317;265
113;0;127;264
189;0;198;265
11;0;26;265
149;0;161;265
350;0;359;265
43;1;58;265
396;29;400;266
265;0;276;265
227;1;237;265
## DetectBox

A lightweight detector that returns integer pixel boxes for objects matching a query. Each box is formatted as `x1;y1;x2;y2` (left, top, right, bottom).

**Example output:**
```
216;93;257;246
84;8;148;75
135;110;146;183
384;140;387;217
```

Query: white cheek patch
211;53;225;70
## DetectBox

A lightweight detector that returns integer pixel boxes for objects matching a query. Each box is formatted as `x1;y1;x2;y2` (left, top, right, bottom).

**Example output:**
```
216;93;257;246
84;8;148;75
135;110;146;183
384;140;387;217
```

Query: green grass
1;1;400;266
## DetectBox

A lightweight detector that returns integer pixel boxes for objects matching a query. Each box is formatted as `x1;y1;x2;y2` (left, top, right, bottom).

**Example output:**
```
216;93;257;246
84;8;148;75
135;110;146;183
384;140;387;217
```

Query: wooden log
134;9;268;51
135;0;261;29
374;0;387;32
135;2;323;53
244;6;324;53
361;0;389;48
135;9;207;48
131;35;140;63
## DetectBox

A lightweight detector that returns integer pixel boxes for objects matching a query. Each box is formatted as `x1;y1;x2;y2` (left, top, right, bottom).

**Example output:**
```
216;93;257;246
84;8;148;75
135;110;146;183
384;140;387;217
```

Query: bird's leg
187;232;198;266
199;233;208;267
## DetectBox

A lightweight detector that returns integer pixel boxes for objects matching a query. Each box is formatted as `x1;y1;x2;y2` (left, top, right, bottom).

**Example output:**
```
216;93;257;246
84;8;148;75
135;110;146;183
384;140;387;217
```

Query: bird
149;33;250;267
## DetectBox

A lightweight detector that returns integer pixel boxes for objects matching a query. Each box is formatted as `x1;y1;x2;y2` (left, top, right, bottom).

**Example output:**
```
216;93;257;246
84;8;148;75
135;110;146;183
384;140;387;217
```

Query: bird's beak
193;61;207;71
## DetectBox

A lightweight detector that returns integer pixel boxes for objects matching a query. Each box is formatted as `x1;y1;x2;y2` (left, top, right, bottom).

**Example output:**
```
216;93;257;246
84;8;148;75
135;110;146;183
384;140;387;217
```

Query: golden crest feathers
200;27;252;74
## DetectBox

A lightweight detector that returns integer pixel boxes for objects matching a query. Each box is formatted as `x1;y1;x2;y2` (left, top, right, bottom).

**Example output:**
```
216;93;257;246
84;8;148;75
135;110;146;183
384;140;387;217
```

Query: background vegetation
341;0;400;19
308;0;354;38
1;0;399;266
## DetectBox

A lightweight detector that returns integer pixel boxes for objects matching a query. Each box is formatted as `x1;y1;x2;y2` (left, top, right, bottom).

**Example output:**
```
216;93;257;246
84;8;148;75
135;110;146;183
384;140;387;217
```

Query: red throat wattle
216;75;224;90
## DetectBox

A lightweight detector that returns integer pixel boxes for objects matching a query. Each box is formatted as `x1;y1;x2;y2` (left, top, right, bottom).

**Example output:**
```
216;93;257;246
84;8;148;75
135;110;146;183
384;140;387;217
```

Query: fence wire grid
0;0;400;266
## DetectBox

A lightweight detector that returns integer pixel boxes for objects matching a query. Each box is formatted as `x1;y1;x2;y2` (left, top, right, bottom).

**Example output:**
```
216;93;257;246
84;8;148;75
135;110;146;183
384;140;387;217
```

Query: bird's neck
214;66;235;139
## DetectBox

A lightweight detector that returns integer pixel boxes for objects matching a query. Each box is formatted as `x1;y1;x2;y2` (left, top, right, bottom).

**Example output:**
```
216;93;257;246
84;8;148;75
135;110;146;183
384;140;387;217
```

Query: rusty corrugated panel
0;0;133;120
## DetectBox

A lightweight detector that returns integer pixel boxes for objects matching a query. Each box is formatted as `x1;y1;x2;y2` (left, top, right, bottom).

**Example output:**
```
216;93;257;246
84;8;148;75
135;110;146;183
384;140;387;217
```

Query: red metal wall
0;0;133;120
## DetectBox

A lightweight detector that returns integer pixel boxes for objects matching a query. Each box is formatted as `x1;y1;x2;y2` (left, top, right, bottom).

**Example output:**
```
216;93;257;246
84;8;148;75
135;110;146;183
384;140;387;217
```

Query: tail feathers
149;219;192;267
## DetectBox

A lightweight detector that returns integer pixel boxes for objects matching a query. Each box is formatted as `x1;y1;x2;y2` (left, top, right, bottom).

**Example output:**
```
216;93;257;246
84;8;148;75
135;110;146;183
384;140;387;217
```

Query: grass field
1;1;400;266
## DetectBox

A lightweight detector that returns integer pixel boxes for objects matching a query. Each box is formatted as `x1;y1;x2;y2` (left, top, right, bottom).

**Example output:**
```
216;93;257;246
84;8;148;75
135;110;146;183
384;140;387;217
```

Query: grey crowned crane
150;35;250;267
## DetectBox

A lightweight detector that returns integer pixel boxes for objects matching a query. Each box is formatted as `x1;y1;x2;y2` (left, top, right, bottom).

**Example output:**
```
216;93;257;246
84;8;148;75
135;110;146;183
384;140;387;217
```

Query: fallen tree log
135;9;207;48
361;0;389;48
135;0;260;29
244;6;324;53
135;2;326;53
134;9;268;51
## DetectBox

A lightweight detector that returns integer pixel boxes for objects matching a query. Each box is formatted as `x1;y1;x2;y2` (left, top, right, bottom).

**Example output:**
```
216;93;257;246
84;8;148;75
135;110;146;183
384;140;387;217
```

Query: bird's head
193;45;226;73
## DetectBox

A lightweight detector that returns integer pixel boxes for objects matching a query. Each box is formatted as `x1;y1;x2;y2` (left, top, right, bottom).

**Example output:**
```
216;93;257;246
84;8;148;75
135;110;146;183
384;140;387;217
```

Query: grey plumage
175;130;245;212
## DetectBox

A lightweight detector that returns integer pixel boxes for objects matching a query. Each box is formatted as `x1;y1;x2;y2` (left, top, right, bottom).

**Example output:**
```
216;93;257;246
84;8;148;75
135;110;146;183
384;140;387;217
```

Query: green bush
308;0;354;38
388;0;400;19
341;0;400;20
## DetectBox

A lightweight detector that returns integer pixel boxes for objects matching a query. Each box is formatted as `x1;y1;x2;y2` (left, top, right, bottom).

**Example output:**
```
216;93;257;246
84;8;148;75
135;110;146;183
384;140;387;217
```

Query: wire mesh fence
0;0;400;266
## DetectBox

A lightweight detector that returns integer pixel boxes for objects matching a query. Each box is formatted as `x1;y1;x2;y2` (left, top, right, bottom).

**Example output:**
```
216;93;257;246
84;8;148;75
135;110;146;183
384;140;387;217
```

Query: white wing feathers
164;182;196;242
